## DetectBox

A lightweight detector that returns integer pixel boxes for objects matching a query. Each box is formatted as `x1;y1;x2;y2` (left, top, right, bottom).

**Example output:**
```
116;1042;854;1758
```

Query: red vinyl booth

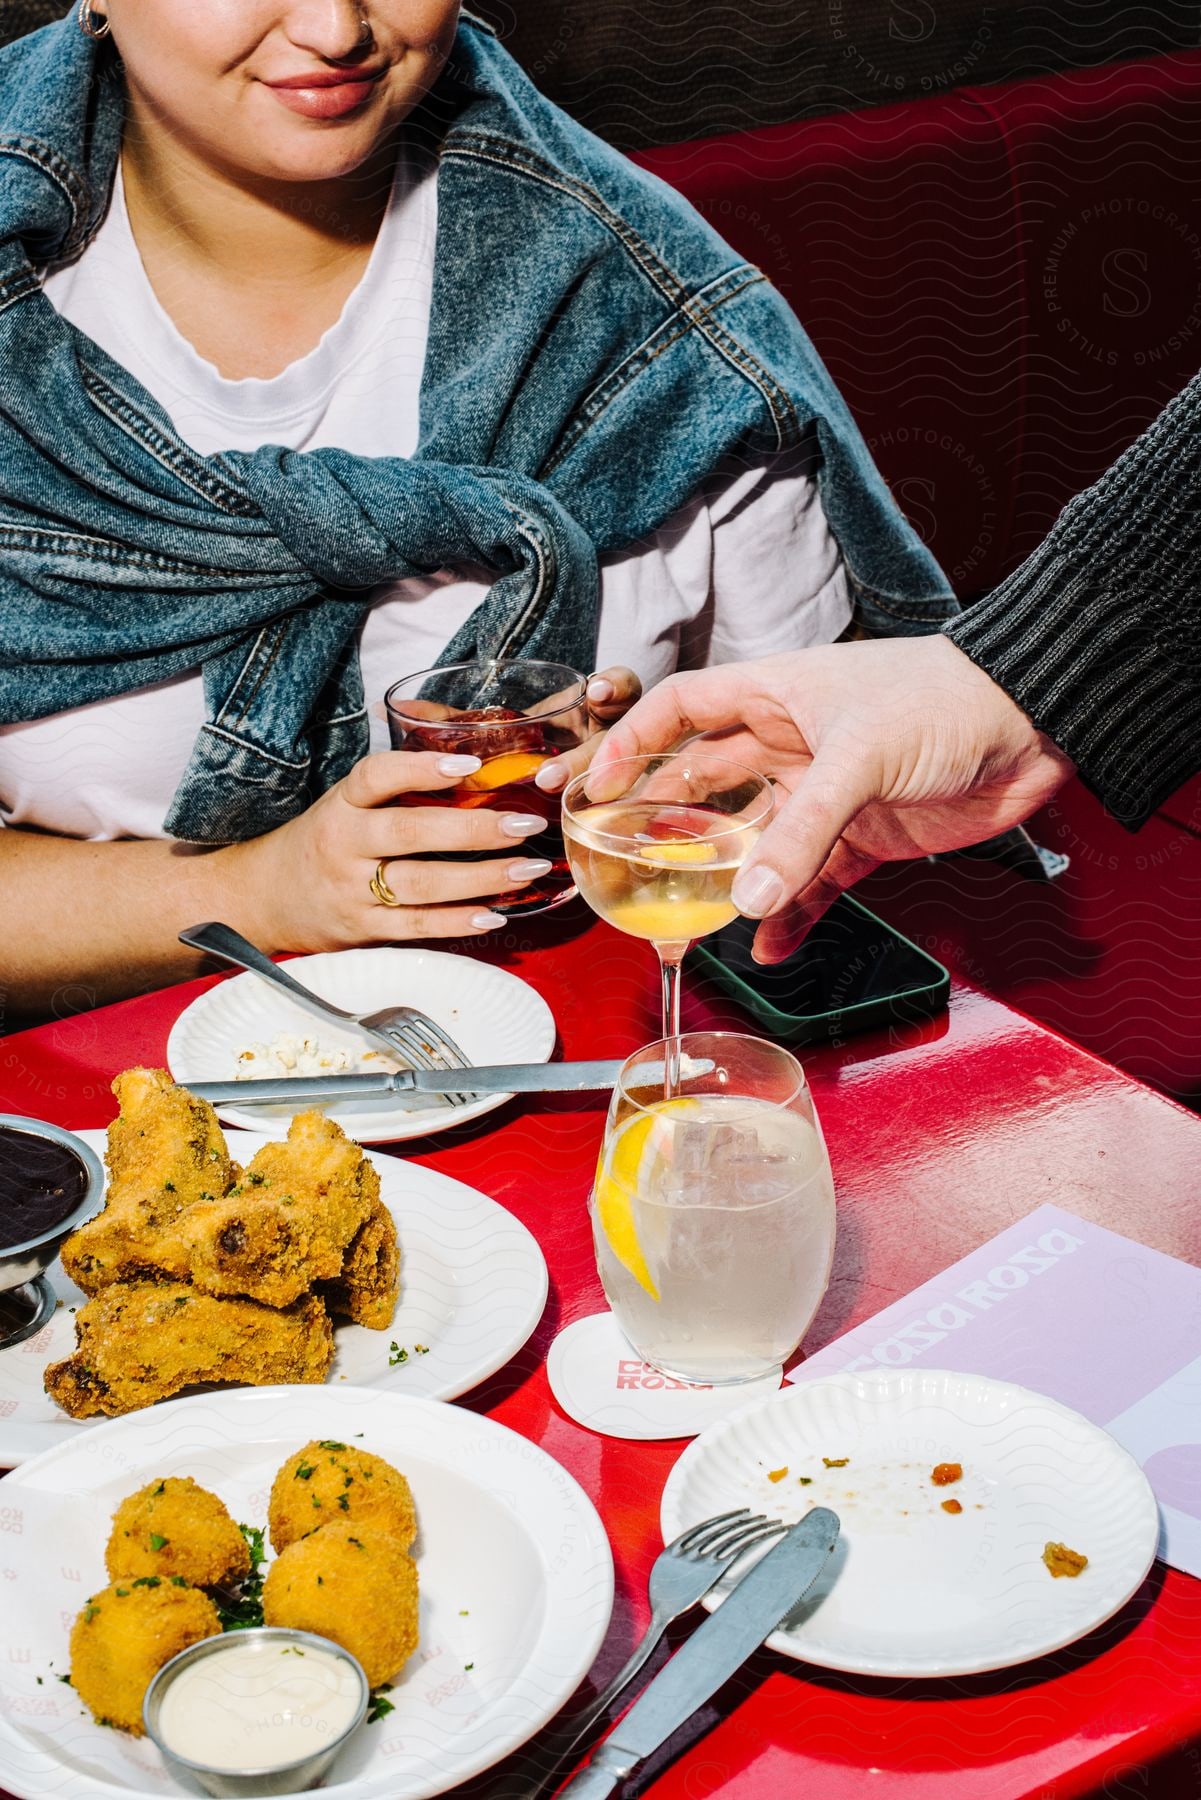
635;52;1201;1099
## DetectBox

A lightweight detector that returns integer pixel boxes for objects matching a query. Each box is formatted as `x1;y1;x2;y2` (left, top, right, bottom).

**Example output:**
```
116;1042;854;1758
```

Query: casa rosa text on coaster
547;1311;783;1440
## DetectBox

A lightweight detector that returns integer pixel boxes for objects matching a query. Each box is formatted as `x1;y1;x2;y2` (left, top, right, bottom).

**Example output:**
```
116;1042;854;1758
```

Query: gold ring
370;860;402;907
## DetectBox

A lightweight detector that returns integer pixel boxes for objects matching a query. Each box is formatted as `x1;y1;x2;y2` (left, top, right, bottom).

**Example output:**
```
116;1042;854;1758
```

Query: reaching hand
596;636;1075;961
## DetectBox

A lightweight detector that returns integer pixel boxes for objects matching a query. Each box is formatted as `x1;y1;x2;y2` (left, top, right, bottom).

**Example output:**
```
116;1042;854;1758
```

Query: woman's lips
265;71;384;120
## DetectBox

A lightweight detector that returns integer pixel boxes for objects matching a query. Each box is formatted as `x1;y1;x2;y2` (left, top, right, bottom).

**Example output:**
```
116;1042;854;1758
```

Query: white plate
661;1369;1160;1678
0;1130;547;1466
0;1386;614;1800
167;948;557;1143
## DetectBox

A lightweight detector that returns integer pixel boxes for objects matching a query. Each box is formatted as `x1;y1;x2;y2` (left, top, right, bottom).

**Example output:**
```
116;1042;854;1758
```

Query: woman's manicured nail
534;761;567;792
471;910;507;930
437;754;482;777
587;678;614;703
508;858;553;881
501;813;548;837
732;864;785;918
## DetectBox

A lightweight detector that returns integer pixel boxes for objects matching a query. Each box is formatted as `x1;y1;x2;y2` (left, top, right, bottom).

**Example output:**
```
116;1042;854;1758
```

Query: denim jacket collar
0;12;953;841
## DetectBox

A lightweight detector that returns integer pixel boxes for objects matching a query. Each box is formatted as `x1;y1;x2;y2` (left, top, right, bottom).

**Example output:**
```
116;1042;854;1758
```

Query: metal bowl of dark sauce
0;1117;103;1350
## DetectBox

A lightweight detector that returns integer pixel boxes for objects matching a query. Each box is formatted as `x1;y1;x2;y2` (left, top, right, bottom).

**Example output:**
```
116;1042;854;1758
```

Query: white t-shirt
3;149;849;841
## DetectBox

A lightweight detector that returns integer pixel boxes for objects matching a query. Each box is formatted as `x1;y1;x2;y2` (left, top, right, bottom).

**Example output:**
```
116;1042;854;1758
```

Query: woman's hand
223;748;553;951
596;636;1075;961
533;665;642;794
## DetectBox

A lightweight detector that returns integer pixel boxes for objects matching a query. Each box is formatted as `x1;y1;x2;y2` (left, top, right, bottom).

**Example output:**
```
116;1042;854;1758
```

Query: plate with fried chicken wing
0;1070;548;1463
0;1386;613;1800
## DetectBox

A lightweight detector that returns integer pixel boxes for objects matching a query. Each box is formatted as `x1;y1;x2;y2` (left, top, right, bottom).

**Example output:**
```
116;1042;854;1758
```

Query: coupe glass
591;1033;837;1385
385;658;588;917
562;752;774;1039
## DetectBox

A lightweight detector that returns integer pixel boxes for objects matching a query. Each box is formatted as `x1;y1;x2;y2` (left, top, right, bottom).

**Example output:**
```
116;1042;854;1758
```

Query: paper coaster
547;1312;784;1440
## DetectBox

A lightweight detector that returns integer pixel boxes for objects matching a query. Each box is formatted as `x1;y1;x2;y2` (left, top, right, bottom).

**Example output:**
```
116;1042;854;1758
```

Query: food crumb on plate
931;1462;962;1486
822;1457;849;1469
767;1467;788;1483
1043;1542;1088;1578
941;1499;963;1515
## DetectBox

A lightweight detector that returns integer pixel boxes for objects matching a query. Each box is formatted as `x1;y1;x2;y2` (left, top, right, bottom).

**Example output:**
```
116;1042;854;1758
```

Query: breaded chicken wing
157;1111;381;1307
44;1282;334;1418
318;1194;399;1330
60;1069;234;1295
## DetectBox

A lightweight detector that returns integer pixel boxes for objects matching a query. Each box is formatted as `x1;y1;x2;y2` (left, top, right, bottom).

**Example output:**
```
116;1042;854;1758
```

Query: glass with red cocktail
384;659;589;917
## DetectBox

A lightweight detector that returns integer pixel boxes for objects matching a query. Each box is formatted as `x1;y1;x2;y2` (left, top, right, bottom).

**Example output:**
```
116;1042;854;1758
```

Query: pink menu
789;1204;1201;1578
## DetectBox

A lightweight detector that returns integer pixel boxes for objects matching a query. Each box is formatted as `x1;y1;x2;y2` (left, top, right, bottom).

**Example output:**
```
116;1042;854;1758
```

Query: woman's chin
225;109;400;187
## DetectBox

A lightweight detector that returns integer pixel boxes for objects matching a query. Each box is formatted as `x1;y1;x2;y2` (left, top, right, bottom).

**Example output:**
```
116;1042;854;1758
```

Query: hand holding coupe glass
586;636;1076;963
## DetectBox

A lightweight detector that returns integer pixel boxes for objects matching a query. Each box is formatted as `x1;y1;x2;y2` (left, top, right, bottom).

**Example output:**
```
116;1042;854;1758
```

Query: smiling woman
0;2;951;1018
107;0;458;380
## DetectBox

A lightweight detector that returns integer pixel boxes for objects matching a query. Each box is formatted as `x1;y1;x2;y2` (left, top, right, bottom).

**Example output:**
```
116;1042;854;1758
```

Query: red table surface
3;915;1201;1800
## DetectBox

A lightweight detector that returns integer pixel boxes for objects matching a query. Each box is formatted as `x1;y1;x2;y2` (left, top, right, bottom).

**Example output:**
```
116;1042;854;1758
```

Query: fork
484;1508;788;1799
178;922;474;1106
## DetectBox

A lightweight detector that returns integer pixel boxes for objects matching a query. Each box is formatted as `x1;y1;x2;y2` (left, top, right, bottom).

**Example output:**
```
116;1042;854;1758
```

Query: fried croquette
262;1521;418;1687
158;1112;380;1308
60;1069;235;1295
44;1283;334;1418
106;1477;251;1590
69;1578;221;1735
268;1441;417;1554
318;1196;400;1330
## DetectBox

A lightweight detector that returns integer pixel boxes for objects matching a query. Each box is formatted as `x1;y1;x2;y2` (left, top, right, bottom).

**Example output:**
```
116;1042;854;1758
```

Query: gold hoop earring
77;1;111;40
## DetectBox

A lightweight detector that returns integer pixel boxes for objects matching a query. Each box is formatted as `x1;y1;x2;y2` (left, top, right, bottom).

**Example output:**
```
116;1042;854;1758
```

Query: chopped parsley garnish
337;1493;349;1511
388;1343;408;1365
215;1525;267;1632
367;1688;394;1724
149;1533;169;1552
82;1604;100;1623
318;1440;346;1451
294;1461;316;1481
131;1576;161;1589
152;1481;166;1497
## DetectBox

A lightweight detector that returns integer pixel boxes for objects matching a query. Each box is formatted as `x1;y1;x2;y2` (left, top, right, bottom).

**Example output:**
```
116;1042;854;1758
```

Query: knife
187;1057;713;1105
556;1508;840;1799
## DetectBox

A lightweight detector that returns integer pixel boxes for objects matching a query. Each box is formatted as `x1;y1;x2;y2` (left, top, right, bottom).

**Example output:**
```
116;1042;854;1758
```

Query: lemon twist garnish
639;839;719;867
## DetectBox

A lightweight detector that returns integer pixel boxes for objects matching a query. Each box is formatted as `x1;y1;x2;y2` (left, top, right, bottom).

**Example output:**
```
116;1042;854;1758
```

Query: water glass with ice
591;1033;837;1385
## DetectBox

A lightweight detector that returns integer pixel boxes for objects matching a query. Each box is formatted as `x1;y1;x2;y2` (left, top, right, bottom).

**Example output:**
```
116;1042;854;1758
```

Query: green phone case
686;895;951;1045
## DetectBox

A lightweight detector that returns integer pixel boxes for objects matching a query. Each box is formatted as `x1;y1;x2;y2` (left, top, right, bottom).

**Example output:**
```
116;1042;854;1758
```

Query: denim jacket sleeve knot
0;13;954;843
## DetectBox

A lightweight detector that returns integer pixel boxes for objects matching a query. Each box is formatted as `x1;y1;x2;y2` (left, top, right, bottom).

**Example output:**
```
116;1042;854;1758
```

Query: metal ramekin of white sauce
143;1627;369;1797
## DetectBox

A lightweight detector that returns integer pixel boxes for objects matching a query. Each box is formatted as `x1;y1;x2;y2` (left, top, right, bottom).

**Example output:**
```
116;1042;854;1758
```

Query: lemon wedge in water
594;1098;700;1301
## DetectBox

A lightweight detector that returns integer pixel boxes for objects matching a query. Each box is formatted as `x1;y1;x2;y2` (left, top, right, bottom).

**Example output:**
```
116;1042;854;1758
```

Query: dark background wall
6;1;1200;146
469;0;1200;147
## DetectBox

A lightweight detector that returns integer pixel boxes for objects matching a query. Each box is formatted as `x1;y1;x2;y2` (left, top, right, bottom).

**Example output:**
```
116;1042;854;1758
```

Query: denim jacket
0;11;954;842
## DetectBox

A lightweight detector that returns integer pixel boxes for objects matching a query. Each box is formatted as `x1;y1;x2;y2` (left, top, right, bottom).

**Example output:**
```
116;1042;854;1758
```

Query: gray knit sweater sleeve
944;372;1201;828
